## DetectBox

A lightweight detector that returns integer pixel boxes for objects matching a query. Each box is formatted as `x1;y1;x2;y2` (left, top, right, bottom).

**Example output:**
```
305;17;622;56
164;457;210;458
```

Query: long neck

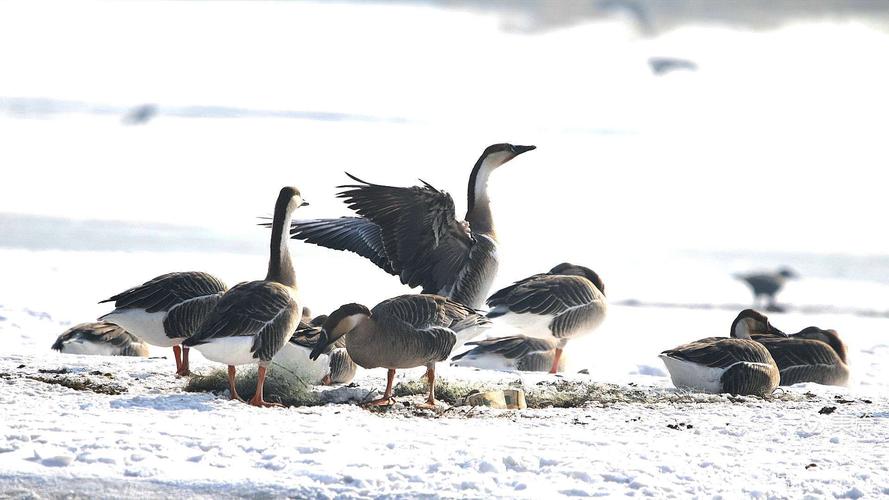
266;198;296;288
465;156;496;237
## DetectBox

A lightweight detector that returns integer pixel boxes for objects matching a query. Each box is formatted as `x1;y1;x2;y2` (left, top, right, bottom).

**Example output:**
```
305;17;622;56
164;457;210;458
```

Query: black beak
308;330;332;360
513;145;536;155
767;322;788;337
300;201;310;207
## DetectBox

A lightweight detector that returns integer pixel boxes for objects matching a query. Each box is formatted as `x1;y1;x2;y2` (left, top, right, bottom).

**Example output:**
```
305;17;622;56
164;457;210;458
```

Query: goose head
797;326;847;363
549;262;606;296
730;309;786;339
778;267;798;279
309;303;371;360
477;143;536;171
277;186;309;214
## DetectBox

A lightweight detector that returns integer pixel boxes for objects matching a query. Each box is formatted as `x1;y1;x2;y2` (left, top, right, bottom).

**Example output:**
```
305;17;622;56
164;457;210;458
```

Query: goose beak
513;145;536;155
309;330;331;361
767;322;787;337
300;201;310;207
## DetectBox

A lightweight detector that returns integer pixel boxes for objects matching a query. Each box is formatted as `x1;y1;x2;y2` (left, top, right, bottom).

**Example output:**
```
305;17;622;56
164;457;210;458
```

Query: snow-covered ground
1;249;888;498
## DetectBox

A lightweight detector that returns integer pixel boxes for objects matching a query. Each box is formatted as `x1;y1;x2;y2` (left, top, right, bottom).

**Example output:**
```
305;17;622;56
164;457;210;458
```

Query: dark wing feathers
163;293;223;339
753;337;841;370
52;322;145;355
101;272;227;313
288;217;395;275
184;281;298;361
452;335;556;362
373;294;488;333
662;339;773;368
487;275;597;316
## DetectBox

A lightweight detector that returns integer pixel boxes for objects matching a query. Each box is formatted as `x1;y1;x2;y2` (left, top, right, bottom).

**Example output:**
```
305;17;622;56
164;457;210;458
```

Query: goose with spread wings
285;143;535;309
485;263;607;374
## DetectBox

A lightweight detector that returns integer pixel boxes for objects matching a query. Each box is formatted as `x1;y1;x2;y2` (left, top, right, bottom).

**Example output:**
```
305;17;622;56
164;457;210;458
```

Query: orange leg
172;345;183;373
549;348;563;374
417;365;437;409
248;366;282;408
176;346;192;377
364;368;396;407
228;365;244;402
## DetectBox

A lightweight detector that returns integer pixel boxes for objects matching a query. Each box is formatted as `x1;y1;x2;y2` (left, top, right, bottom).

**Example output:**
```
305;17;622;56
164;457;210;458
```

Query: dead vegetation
184;366;321;407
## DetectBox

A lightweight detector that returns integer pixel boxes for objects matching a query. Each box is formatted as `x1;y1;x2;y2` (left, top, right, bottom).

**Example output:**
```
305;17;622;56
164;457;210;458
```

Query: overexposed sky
2;1;889;255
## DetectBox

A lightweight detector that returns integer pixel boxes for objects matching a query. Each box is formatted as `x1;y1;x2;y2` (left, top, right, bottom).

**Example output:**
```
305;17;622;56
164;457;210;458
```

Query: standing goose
450;335;566;373
274;317;358;385
734;268;798;310
51;322;149;357
659;310;783;396
285;143;535;309
309;294;490;408
485;263;607;374
99;272;227;375
183;187;307;407
738;310;850;386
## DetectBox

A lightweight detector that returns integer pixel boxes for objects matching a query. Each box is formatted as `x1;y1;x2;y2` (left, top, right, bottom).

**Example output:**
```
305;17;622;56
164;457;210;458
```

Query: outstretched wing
288;217;395;275
100;272;228;313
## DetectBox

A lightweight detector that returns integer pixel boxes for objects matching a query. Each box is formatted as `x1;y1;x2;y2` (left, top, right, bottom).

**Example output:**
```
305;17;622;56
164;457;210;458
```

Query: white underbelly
271;343;330;385
491;312;555;340
100;309;176;347
58;340;119;357
193;337;259;366
659;355;725;393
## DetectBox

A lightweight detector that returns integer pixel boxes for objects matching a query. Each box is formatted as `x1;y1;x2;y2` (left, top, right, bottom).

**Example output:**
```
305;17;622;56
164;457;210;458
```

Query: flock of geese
50;143;850;407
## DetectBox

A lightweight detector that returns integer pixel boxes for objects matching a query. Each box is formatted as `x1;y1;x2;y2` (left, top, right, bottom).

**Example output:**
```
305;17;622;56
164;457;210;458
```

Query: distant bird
285;143;535;309
310;294;490;408
100;272;227;376
51;322;149;357
122;104;158;125
659;310;782;396
740;311;849;386
485;263;607;374
451;335;566;373
734;267;798;310
274;315;357;385
648;57;698;75
183;187;308;407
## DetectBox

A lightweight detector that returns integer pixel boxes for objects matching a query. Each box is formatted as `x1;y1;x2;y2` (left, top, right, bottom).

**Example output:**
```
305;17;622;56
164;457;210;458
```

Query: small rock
806;463;817;470
577;369;590;375
818;406;837;415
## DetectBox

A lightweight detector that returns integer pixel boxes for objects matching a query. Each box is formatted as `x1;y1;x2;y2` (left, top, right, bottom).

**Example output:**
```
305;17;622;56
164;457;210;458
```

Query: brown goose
450;335;566;373
485;263;607;373
285;143;535;309
51;322;149;357
739;310;850;386
734;268;798;310
309;294;490;408
183;187;307;407
659;310;782;396
99;272;227;375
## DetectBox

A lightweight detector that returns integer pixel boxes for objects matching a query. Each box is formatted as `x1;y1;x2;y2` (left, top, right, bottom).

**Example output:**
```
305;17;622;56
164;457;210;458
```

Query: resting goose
286;143;535;309
99;271;227;375
309;294;490;408
51;322;149;357
485;263;607;373
734;268;798;310
274;317;358;385
183;187;307;407
659;310;782;396
740;310;849;386
450;335;566;373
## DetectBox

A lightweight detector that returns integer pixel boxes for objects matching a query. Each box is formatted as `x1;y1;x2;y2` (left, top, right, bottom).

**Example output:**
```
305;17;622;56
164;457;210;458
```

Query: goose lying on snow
310;294;490;408
485;263;607;373
52;322;149;357
741;309;849;386
450;335;566;372
274;316;357;385
183;187;308;407
659;310;782;396
286;143;535;309
99;272;227;375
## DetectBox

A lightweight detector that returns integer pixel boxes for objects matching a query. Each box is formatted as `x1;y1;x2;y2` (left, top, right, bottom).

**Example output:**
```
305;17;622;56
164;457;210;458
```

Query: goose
738;310;850;386
659;310;782;396
99;271;227;375
182;187;307;407
51;322;149;357
273;317;358;385
734;267;798;310
450;335;566;373
284;143;535;309
484;263;607;374
309;294;490;408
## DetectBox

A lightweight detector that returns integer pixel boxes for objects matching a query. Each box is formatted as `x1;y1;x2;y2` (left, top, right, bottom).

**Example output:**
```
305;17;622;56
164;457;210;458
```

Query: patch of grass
184;366;321;407
393;379;493;405
27;375;127;395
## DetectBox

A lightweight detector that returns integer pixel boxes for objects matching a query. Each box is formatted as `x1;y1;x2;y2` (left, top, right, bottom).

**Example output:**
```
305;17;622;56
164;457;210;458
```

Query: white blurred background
2;0;889;330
